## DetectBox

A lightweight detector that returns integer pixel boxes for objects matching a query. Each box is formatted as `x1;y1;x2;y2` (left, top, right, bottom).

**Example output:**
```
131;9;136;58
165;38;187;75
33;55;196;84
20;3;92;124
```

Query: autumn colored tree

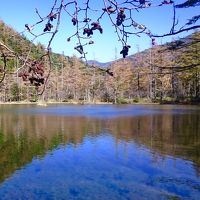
0;1;200;103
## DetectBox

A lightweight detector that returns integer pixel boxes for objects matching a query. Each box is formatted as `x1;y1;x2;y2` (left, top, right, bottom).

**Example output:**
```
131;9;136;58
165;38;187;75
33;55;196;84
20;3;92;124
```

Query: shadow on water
0;104;200;199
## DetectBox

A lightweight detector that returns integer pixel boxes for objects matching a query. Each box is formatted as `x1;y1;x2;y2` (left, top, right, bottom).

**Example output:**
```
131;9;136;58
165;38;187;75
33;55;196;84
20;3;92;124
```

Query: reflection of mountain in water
0;106;200;183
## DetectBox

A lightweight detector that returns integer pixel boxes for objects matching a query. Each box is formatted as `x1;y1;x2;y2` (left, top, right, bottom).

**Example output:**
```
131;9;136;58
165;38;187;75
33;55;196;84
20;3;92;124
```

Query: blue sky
0;0;199;62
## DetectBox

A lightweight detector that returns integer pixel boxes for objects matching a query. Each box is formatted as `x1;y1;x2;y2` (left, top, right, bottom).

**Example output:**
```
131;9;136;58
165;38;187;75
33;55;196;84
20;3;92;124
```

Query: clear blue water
0;104;200;199
17;104;199;118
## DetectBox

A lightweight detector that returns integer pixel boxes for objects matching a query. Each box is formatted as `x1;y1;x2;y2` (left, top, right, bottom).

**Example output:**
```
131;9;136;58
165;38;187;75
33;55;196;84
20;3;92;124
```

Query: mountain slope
87;60;112;68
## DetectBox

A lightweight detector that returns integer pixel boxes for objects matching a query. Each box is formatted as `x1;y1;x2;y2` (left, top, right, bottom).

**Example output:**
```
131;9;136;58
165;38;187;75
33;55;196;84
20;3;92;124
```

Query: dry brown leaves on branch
1;0;200;94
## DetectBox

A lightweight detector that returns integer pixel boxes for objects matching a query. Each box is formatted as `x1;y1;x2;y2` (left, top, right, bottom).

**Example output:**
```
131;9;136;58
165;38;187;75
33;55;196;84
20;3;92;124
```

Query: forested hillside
109;32;200;103
0;20;199;103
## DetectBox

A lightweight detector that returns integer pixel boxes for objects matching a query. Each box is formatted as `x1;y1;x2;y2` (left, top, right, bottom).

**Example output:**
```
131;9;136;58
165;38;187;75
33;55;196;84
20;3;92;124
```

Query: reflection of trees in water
0;111;199;182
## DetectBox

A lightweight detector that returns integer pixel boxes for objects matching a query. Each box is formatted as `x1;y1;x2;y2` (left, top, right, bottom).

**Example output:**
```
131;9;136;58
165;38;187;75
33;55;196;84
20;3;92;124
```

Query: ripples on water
0;104;200;200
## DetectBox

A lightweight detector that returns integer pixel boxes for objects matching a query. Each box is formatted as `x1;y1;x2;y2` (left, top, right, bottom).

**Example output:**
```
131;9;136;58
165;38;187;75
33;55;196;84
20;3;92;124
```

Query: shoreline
0;101;199;106
0;101;114;106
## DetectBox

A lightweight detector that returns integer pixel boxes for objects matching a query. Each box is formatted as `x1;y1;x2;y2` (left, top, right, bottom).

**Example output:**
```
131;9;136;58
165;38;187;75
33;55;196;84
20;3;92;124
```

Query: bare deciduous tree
0;0;200;95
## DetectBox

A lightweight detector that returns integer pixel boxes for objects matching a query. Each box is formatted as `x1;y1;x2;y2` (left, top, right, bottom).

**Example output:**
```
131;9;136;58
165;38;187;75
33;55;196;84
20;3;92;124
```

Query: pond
0;104;200;200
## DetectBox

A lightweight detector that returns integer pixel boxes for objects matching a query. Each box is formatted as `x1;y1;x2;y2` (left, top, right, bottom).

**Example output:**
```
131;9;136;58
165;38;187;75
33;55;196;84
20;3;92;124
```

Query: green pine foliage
0;19;200;103
176;0;200;8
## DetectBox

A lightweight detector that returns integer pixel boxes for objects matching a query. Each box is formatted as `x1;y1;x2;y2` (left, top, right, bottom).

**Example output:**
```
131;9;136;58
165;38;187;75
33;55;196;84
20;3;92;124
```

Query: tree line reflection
0;108;199;183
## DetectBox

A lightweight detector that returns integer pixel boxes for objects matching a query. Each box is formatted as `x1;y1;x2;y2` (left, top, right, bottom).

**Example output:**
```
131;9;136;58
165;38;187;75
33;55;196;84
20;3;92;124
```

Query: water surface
0;104;200;199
